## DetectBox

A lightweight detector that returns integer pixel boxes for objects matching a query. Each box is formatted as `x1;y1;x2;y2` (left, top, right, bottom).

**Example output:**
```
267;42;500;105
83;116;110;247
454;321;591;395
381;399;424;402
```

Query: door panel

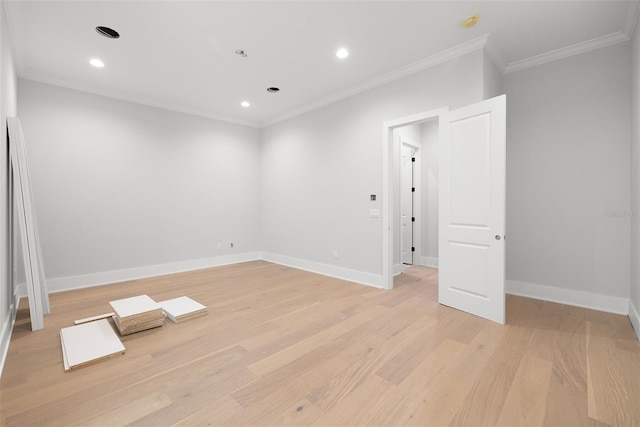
450;114;491;227
439;95;506;324
401;144;414;265
448;241;489;297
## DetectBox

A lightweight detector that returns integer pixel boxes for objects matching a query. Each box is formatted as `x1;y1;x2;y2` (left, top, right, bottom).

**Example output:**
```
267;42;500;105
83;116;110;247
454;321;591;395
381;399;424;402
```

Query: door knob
495;235;501;240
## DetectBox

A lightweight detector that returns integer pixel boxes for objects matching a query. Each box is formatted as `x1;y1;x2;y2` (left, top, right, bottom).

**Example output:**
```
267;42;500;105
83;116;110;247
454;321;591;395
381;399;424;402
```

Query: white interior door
438;95;506;324
401;144;414;265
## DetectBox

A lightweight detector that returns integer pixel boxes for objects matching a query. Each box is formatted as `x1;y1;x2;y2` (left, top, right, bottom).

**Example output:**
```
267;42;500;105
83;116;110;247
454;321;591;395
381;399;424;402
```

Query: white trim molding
17;252;261;296
261;252;384;289
17;252;385;299
506;280;629;315
420;257;439;268
503;31;631;74
0;294;20;377
16;25;637;130
264;35;489;127
483;33;507;73
393;264;403;277
629;299;640;342
18;74;260;129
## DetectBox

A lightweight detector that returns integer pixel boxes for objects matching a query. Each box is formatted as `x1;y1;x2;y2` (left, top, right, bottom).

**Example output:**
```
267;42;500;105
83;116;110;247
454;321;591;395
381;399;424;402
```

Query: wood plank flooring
1;261;639;426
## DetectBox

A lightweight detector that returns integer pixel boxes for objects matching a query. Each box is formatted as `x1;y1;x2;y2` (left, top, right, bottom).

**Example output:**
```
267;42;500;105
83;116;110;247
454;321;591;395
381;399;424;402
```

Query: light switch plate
370;209;380;218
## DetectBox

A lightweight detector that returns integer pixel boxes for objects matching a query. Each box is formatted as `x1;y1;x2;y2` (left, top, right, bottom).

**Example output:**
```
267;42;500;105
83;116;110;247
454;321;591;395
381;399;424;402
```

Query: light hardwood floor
1;261;639;426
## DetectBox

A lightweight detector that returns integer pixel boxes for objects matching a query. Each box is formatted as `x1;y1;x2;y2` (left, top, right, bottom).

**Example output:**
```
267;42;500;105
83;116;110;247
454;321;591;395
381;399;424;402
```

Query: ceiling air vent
96;26;120;39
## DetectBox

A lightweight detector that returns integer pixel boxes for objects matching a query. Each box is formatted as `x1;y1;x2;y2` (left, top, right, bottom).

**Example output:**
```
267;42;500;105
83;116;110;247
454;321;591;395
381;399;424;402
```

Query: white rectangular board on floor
60;319;125;371
159;296;207;323
109;295;161;317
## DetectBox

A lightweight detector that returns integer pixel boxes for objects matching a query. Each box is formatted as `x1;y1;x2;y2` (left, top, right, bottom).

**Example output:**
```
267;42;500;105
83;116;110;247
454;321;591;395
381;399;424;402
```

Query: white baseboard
261;252;384;289
18;251;384;298
1;294;20;377
506;279;629;315
420;256;439;268
17;252;261;297
629;299;640;342
393;264;403;277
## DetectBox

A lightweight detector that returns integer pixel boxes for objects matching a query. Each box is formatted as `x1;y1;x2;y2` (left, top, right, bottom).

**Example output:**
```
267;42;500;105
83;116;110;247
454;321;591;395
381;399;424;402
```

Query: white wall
504;43;631;308
392;123;421;144
259;50;484;282
420;119;438;266
18;80;261;287
483;51;503;99
0;0;18;373
630;25;640;338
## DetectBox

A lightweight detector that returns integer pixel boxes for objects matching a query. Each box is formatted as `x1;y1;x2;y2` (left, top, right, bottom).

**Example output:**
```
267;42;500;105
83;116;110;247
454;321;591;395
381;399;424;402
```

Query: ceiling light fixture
462;15;480;29
336;48;349;59
89;58;105;68
241;101;250;108
96;26;120;39
235;49;248;58
266;87;280;93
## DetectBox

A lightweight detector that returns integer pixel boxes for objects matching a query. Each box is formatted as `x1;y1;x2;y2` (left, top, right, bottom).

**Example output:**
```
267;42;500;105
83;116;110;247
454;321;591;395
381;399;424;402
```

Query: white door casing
438;95;506;324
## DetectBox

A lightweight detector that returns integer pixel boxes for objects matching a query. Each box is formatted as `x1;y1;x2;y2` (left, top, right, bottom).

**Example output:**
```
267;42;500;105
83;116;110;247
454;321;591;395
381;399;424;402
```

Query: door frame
382;107;448;290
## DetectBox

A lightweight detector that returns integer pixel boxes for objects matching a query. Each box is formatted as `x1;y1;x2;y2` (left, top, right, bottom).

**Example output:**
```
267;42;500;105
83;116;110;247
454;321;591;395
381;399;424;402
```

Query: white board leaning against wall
7;117;50;331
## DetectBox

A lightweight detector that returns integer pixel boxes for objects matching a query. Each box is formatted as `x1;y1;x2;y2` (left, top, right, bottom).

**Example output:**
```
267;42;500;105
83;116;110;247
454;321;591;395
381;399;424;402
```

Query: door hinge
411;217;415;222
411;187;415;192
411;157;416;162
411;247;415;252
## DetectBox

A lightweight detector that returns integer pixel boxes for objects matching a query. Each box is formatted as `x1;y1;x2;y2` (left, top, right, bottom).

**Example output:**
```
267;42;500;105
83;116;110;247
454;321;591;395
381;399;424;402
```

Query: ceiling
5;1;639;127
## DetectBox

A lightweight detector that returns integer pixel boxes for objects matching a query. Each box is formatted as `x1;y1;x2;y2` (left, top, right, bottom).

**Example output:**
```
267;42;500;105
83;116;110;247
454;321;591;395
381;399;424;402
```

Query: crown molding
503;31;630;74
8;0;242;124
483;33;507;73
8;0;635;129
261;35;490;127
18;71;260;128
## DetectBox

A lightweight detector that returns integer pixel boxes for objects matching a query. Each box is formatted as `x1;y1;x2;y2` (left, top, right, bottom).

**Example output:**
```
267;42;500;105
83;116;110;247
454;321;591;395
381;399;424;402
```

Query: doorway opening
382;108;447;290
383;96;507;325
391;121;440;278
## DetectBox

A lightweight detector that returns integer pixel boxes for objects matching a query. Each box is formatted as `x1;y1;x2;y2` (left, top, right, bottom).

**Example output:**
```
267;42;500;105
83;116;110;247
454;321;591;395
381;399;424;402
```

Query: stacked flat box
109;295;165;335
60;319;125;371
159;296;207;323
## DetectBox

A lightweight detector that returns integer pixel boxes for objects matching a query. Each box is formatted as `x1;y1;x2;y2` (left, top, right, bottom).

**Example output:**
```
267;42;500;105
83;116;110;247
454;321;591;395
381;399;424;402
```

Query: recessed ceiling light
462;15;479;29
241;101;250;108
266;87;280;93
336;48;349;59
96;26;120;39
89;58;104;68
